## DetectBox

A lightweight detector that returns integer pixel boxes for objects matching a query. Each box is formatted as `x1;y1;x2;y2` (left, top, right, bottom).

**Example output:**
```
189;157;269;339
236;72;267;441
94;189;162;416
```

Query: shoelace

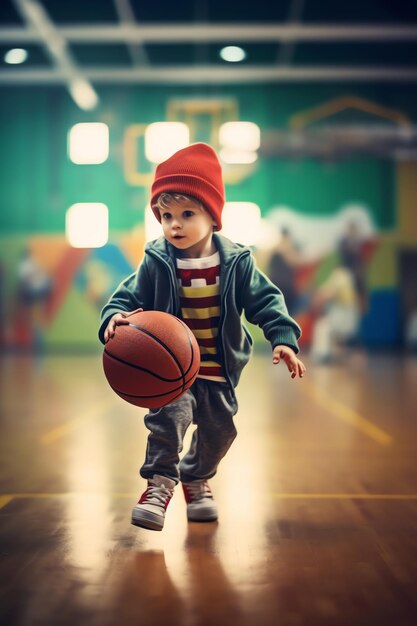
185;481;212;501
141;484;172;507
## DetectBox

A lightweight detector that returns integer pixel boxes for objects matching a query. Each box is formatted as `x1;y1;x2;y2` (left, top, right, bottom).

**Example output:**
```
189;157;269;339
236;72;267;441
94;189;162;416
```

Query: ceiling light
4;48;28;64
219;121;261;152
222;203;261;246
219;46;246;63
68;123;109;164
69;78;98;111
220;149;258;164
145;204;163;242
145;122;189;164
66;203;108;248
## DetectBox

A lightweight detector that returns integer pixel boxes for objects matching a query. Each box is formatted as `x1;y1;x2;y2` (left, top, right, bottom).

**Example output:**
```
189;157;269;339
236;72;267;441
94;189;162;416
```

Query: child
99;143;306;531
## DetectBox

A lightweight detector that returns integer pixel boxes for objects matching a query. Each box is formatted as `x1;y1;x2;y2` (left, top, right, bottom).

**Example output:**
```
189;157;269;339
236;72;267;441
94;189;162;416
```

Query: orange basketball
103;310;200;408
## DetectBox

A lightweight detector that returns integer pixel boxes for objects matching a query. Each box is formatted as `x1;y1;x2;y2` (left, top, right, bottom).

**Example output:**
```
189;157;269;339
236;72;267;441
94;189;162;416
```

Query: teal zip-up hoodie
99;234;301;395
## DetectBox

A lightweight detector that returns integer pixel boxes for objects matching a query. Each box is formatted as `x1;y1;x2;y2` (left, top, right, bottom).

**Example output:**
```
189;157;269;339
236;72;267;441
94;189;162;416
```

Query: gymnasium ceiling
1;0;417;86
1;1;417;159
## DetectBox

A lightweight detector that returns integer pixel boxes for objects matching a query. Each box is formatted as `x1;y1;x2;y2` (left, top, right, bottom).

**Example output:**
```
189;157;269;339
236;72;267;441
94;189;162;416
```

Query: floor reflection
183;522;244;626
110;549;185;626
64;415;113;583
64;494;112;578
110;521;245;626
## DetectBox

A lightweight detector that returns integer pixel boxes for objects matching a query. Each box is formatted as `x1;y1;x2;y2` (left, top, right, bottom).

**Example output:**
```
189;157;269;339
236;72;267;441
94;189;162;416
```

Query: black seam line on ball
129;322;185;377
110;372;197;399
128;323;185;387
104;349;184;383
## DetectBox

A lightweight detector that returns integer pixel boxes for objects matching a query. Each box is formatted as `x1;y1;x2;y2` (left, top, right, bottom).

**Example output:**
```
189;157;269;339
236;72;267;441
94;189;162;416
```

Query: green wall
2;82;415;235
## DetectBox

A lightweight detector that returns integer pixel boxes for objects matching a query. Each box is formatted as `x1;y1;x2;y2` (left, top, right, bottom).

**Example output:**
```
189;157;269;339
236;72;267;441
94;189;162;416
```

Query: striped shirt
176;251;226;382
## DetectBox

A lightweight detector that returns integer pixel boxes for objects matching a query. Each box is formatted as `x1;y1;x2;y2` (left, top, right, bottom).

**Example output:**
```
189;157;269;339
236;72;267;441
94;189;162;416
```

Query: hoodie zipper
146;249;180;315
217;250;250;392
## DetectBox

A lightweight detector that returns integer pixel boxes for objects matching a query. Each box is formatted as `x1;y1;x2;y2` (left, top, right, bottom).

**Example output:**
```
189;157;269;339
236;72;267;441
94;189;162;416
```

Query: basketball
103;310;200;408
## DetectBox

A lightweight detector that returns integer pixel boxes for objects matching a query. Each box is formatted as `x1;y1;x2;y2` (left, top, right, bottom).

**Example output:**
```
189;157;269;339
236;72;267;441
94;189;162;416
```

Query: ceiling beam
277;0;306;65
12;0;98;109
113;0;149;66
1;23;417;43
2;65;417;84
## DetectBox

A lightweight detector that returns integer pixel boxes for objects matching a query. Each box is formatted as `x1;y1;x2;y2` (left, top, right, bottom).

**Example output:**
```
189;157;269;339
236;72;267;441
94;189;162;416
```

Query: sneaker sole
187;515;218;522
131;508;164;531
187;507;218;522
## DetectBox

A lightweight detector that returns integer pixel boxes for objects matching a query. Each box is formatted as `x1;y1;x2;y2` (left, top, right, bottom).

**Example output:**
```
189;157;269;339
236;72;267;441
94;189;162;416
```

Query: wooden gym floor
0;350;417;626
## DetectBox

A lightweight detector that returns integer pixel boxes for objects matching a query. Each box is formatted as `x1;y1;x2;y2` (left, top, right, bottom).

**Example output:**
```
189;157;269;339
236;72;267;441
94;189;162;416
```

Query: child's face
156;193;217;257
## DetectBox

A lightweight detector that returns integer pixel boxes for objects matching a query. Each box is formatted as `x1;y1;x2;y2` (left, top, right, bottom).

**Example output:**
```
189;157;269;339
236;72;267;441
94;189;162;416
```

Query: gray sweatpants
140;378;238;484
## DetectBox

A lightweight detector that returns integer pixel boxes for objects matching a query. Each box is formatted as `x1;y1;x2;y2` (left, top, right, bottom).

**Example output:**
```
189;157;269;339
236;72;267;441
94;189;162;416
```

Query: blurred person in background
338;220;369;314
309;254;361;364
16;246;53;352
267;227;304;316
405;308;417;354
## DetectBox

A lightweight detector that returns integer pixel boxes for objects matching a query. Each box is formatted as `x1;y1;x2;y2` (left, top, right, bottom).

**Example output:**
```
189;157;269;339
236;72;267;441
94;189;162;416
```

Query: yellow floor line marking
2;493;417;501
40;399;115;445
0;495;14;510
272;494;417;500
304;381;393;446
40;417;85;445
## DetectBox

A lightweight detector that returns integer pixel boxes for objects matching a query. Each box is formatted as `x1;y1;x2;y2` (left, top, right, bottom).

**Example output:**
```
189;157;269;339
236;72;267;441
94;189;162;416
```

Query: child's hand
272;345;306;379
104;309;143;342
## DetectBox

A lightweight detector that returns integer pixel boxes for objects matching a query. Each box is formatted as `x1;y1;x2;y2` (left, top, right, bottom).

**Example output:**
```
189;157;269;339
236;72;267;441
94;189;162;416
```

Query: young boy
99;143;306;531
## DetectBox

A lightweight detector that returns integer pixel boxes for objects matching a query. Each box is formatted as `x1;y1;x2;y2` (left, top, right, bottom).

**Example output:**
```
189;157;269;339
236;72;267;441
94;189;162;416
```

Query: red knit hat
151;143;225;231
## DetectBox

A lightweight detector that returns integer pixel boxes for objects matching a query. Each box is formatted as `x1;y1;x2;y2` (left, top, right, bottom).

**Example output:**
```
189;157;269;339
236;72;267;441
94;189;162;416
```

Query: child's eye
162;212;171;220
183;211;194;218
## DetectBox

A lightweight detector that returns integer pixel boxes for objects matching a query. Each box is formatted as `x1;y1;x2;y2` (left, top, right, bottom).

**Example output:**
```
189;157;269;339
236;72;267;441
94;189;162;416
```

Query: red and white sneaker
131;475;175;531
182;480;218;522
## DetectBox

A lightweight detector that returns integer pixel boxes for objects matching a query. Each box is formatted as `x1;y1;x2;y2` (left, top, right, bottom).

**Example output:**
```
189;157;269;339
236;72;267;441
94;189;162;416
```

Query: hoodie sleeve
98;259;152;344
241;253;301;353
